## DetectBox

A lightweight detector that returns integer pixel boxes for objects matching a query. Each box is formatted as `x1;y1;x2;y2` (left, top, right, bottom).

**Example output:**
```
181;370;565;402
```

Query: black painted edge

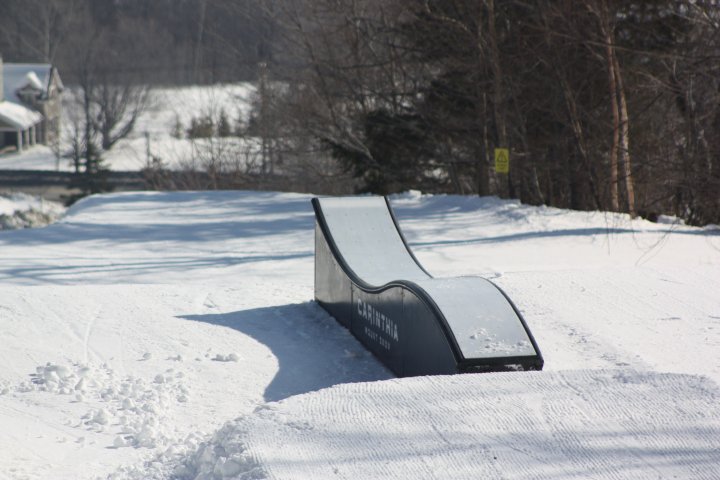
311;197;464;364
491;282;545;370
383;196;434;278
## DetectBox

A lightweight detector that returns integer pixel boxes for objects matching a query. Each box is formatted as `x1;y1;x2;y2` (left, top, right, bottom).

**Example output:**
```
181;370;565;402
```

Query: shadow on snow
179;302;392;402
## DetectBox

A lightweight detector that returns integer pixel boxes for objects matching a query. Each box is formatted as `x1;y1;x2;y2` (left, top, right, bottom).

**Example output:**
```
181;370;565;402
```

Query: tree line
0;0;271;84
266;0;720;225
1;1;719;224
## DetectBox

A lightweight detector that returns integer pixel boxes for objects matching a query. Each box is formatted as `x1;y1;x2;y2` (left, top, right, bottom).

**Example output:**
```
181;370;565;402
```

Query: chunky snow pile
0;190;719;479
0;192;65;229
104;420;263;480
16;362;189;449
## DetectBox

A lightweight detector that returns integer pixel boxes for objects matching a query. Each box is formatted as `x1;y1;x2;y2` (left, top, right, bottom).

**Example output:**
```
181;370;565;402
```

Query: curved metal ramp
312;196;543;376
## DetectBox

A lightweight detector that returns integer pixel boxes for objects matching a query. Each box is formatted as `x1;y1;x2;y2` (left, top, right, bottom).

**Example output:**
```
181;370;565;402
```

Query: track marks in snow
197;370;720;480
82;308;101;365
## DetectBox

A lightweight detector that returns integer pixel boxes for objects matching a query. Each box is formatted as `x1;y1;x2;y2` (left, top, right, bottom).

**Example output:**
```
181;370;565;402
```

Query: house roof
0;100;43;130
3;63;63;103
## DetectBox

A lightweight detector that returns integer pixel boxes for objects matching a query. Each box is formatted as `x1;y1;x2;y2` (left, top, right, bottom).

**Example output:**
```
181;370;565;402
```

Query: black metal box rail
312;196;543;377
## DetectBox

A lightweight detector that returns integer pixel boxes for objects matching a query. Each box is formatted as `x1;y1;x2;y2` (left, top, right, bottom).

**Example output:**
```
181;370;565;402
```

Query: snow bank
0;192;65;229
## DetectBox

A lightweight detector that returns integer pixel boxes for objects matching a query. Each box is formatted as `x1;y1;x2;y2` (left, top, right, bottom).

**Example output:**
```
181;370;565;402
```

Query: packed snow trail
0;285;389;479
190;370;720;480
0;191;719;479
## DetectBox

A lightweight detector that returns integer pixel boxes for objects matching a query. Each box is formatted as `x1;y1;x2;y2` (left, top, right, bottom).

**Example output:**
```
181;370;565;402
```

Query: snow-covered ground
0;190;719;479
0;146;64;171
0;84;257;172
0;192;65;230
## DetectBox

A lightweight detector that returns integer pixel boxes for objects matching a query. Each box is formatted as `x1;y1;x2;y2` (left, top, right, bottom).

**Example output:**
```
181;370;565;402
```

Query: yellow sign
494;148;510;174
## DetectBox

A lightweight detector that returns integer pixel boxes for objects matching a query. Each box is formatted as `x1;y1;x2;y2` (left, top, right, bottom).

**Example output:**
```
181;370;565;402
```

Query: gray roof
3;63;62;104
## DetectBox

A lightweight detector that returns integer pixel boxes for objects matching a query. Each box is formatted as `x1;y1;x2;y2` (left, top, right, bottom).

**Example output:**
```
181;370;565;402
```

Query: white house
0;55;64;154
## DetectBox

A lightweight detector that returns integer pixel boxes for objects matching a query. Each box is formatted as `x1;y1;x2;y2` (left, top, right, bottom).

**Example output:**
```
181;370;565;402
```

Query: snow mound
14;362;190;449
171;420;265;480
108;420;264;480
0;192;65;229
163;370;720;480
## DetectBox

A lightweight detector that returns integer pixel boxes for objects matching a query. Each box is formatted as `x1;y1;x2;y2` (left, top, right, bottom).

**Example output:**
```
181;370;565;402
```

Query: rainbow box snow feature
312;196;543;377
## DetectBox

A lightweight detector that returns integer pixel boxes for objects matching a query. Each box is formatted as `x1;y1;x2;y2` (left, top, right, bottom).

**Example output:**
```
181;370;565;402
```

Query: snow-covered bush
0;193;65;230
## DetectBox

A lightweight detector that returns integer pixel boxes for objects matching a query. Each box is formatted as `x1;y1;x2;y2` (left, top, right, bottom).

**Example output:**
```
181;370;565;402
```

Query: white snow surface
1;190;719;479
0;192;63;217
0;84;256;172
0;192;65;230
0;101;43;130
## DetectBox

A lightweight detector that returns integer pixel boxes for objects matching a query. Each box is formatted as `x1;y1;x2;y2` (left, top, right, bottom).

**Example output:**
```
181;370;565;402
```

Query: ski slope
0;191;719;479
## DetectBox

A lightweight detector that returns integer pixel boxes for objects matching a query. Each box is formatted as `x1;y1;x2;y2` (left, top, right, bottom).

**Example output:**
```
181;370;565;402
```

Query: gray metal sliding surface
318;196;429;286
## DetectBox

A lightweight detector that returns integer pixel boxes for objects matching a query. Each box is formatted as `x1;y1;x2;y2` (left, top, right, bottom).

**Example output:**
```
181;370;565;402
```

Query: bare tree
0;0;79;62
92;82;149;151
11;0;710;222
58;4;152;194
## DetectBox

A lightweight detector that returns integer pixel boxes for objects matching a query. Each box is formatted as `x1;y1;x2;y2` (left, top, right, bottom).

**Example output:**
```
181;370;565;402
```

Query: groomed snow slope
223;371;720;480
0;191;719;479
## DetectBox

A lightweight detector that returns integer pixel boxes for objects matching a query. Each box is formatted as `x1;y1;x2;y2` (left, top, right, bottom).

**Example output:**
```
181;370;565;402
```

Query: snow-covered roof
2;63;62;103
24;71;43;90
0;100;43;129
